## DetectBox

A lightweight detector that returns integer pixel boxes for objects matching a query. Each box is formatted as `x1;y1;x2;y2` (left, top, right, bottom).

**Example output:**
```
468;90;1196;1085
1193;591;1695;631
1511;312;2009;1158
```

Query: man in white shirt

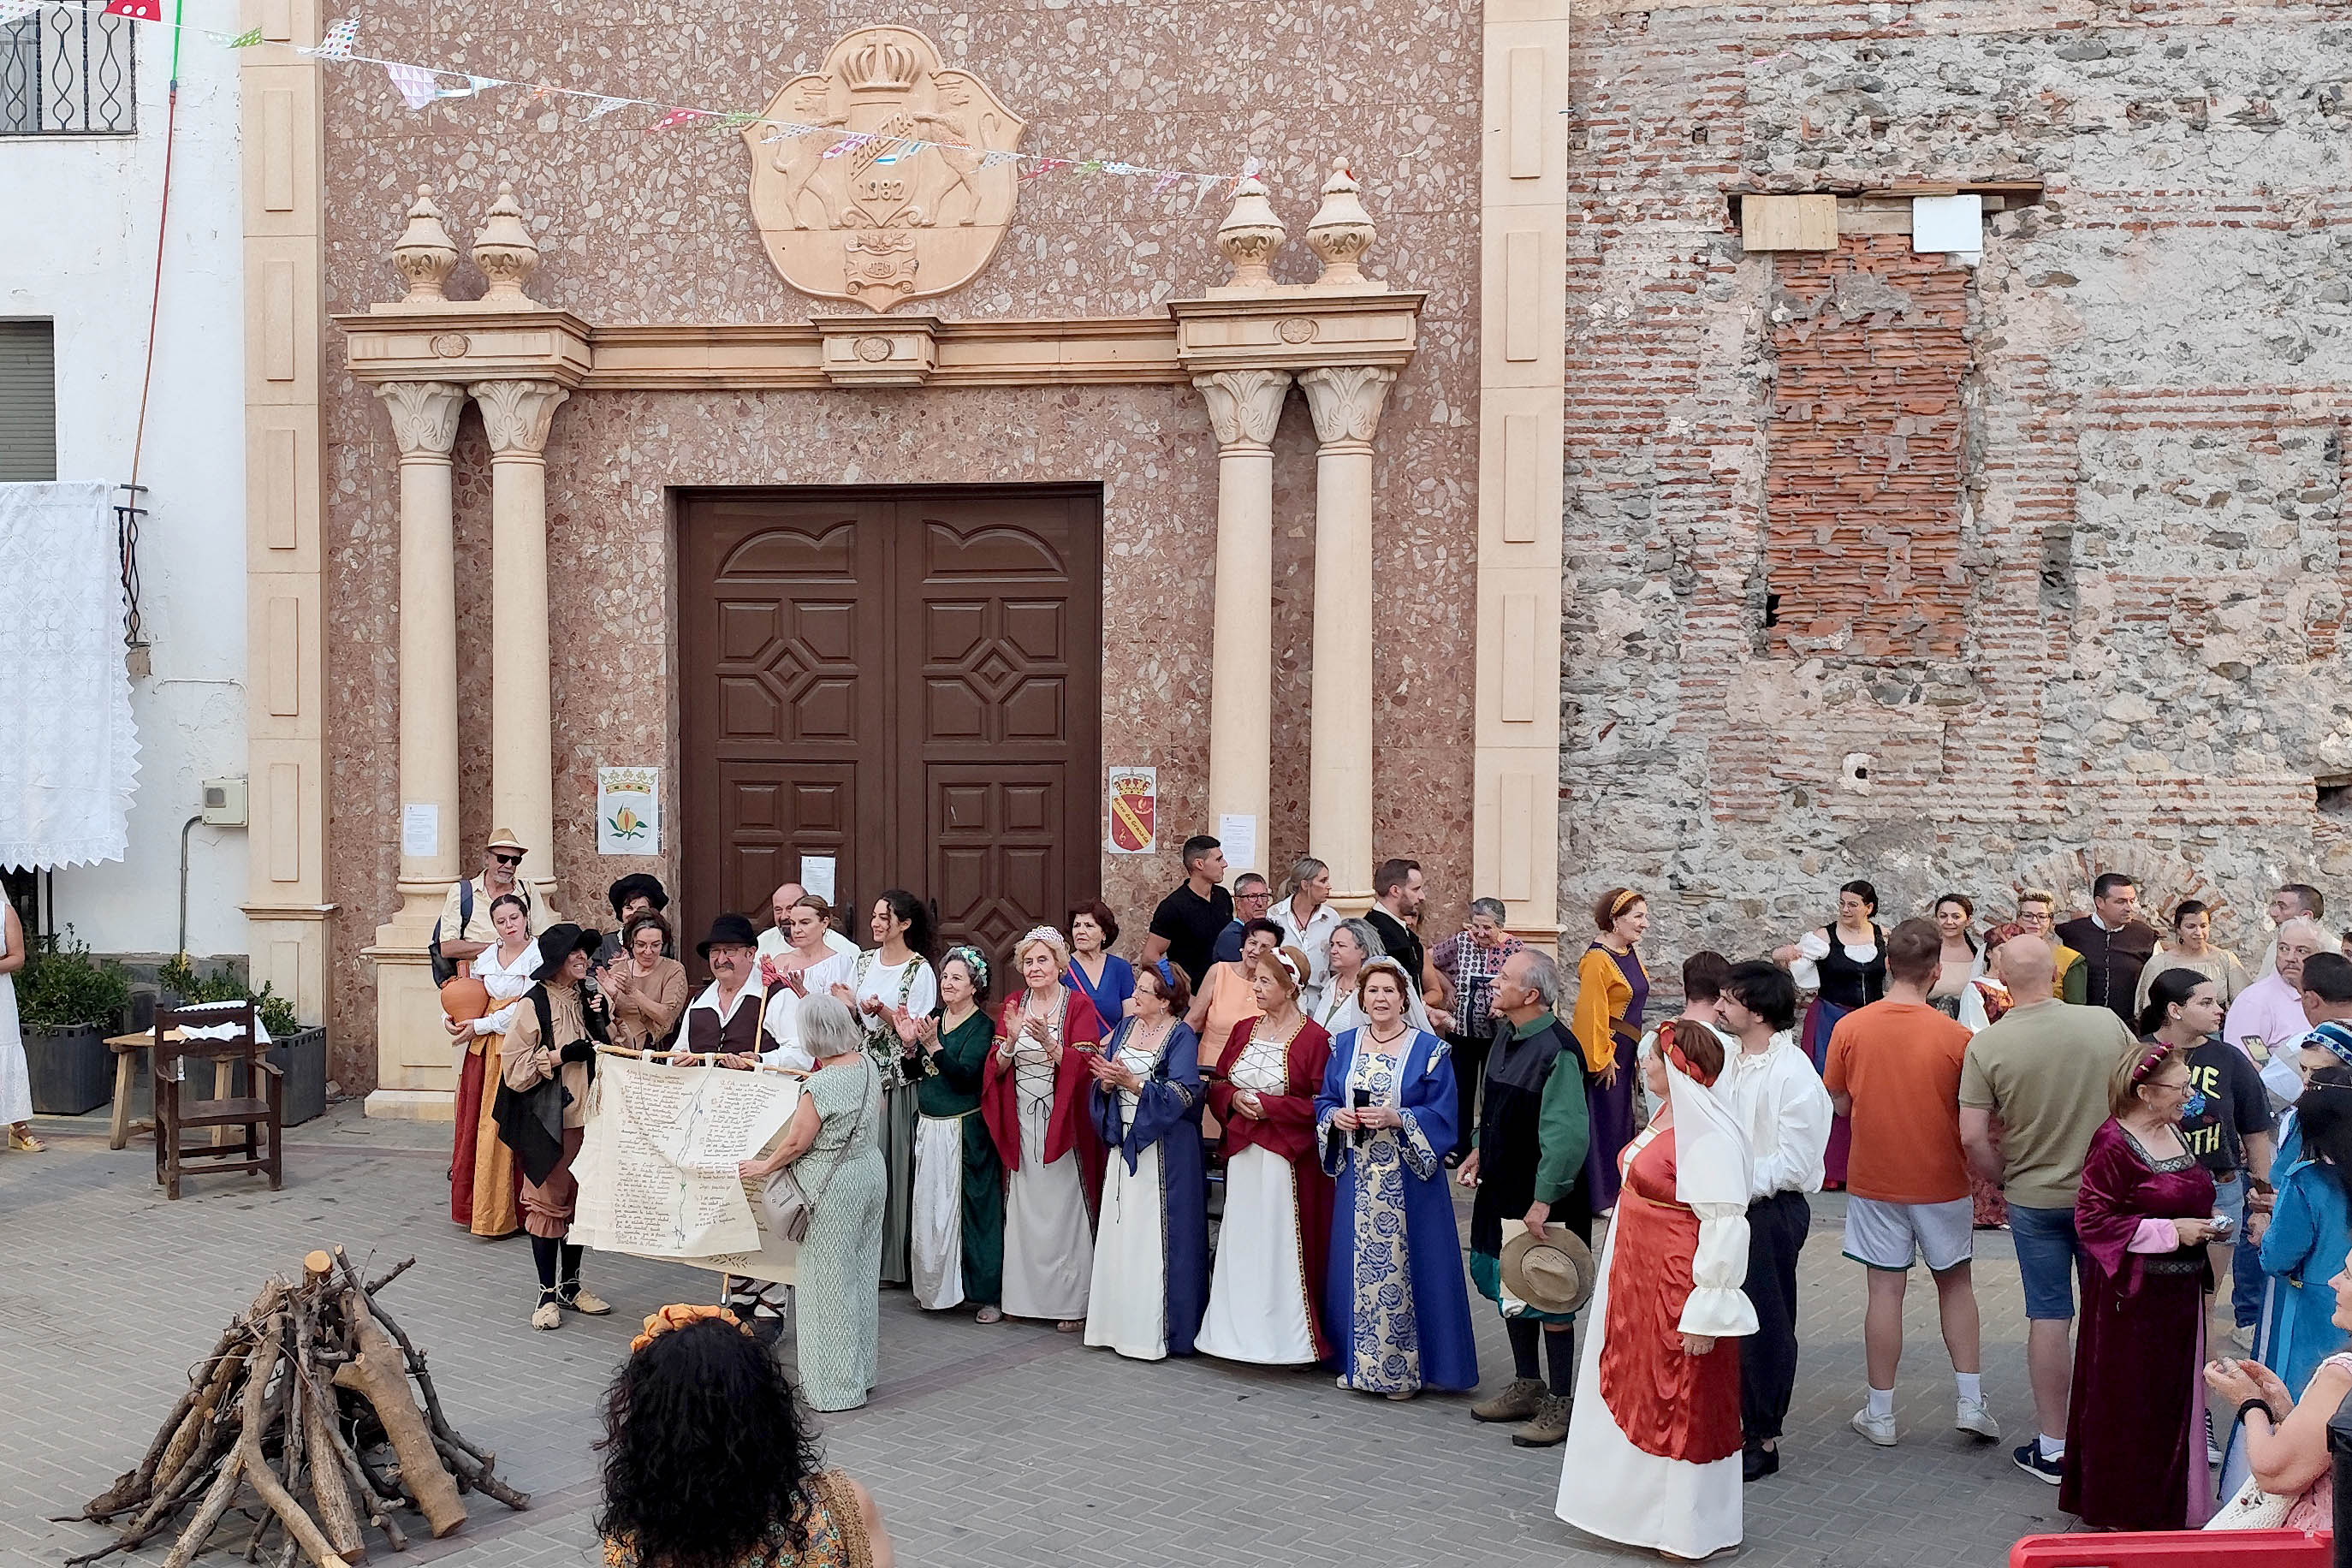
1716;959;1832;1482
680;913;772;1063
2256;882;2327;978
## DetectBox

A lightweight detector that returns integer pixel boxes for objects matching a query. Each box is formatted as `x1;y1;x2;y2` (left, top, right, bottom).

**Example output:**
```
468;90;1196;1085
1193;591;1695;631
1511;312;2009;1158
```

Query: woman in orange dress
446;894;538;1236
1186;918;1283;1135
1556;1019;1756;1562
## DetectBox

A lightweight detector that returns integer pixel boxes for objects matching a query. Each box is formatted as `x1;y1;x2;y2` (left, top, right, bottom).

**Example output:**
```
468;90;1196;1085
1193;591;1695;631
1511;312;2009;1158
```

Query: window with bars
1;2;136;135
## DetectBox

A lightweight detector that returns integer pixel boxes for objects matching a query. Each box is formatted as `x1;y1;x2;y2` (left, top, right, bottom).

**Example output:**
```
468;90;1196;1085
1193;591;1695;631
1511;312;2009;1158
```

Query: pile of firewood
68;1248;527;1566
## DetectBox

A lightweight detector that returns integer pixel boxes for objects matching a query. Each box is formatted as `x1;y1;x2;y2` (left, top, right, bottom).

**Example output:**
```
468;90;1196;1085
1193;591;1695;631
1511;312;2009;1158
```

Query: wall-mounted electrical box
200;777;249;827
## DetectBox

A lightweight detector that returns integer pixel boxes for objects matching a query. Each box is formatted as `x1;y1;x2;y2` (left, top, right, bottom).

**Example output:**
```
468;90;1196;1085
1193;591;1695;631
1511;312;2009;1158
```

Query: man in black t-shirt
2179;1030;2276;1294
1144;834;1232;990
1364;857;1452;1016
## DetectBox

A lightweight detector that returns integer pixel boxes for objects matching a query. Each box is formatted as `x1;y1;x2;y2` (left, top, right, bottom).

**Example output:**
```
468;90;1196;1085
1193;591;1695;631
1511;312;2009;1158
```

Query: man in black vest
679;913;775;1063
1460;948;1591;1448
2054;873;2158;1027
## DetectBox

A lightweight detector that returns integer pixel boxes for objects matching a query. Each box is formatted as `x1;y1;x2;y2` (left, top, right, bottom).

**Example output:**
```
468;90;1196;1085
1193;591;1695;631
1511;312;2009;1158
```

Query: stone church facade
222;0;2352;1104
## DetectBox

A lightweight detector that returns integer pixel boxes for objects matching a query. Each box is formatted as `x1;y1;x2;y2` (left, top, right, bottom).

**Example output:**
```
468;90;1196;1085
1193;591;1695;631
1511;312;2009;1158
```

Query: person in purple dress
1572;888;1650;1214
2061;1041;2224;1529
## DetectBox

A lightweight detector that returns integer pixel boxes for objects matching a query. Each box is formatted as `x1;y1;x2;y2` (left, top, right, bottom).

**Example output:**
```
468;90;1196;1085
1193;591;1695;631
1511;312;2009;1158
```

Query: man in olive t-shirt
1957;935;2136;1483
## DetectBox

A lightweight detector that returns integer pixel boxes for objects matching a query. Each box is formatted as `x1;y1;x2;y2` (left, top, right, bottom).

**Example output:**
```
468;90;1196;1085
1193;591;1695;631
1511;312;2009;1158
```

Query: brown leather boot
1470;1376;1544;1423
1512;1393;1571;1446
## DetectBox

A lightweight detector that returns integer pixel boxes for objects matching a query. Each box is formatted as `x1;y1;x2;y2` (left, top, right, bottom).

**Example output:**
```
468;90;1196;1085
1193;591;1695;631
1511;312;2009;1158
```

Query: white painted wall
2;3;246;959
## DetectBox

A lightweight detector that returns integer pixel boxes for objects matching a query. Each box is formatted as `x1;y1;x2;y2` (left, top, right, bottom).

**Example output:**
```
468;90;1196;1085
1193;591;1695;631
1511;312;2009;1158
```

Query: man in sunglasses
436;826;553;965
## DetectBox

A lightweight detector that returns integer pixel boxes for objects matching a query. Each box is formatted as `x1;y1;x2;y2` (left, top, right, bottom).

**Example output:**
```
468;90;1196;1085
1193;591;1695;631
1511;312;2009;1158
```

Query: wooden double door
679;488;1102;971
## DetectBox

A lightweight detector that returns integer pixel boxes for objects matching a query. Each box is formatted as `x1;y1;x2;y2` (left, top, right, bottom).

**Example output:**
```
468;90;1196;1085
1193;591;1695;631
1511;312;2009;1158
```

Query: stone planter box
222;1026;328;1126
26;1025;111;1115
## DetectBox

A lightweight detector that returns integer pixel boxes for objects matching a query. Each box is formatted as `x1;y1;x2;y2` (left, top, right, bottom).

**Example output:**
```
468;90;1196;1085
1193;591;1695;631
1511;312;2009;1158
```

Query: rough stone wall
1562;1;2352;976
318;0;1482;1073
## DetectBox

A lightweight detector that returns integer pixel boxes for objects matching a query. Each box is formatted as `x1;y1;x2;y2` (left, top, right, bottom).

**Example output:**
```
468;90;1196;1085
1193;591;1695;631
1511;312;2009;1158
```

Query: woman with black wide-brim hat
493;921;615;1328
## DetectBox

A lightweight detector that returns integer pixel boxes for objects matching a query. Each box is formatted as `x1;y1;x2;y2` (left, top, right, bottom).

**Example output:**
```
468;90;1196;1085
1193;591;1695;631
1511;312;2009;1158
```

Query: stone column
1299;365;1397;912
367;379;467;1119
379;381;468;915
1194;368;1292;880
470;378;570;918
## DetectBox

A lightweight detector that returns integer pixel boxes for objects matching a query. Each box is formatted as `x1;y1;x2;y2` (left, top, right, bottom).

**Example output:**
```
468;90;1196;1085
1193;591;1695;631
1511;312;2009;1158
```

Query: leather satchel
759;1068;870;1244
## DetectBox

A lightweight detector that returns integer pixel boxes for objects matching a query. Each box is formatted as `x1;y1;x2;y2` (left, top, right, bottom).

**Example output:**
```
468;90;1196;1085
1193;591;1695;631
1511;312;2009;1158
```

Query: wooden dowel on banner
592;1046;807;1077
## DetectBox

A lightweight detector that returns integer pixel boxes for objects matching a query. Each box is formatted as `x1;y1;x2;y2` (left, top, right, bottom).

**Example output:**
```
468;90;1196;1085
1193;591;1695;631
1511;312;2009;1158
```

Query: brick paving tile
3;1108;2094;1566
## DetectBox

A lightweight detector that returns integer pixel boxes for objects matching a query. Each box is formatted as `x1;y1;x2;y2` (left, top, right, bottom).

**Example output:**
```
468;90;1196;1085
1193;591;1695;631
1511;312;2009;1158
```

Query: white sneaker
1956;1398;2000;1440
1850;1407;1898;1446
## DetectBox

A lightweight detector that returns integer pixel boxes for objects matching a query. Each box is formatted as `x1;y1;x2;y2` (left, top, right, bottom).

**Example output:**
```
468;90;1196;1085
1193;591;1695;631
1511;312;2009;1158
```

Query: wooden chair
153;1002;283;1199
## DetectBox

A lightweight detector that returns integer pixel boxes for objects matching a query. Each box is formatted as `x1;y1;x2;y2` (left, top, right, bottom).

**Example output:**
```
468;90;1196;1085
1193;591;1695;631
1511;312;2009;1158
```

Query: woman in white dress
760;894;852;1072
829;889;937;1287
1273;857;1341;1016
982;927;1104;1331
1198;945;1334;1365
443;895;539;1234
0;901;36;1151
1314;917;1437;1036
1556;1020;1757;1561
1083;963;1208;1360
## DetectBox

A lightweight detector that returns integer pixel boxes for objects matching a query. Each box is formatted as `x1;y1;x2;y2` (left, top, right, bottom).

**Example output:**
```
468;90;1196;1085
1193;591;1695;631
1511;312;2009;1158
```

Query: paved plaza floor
5;1103;2082;1567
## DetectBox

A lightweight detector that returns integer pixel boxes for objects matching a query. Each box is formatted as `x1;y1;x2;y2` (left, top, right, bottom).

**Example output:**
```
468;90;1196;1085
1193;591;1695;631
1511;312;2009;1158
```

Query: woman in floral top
597;1306;894;1568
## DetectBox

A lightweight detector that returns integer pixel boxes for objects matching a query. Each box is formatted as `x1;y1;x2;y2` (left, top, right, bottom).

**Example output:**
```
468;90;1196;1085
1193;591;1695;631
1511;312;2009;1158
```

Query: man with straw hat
1458;947;1593;1446
435;827;551;973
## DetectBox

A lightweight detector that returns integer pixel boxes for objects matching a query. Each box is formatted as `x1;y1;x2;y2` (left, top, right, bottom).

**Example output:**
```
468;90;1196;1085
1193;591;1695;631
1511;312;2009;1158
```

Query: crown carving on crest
841;39;920;92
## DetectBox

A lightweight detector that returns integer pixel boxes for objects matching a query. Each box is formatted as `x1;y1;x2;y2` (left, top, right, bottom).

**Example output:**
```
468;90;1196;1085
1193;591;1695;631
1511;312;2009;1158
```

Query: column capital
1191;368;1292;453
375;380;466;459
1299;364;1398;449
468;378;570;457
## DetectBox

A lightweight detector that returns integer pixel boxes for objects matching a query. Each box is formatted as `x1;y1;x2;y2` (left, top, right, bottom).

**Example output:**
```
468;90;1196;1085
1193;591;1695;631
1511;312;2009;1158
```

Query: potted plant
18;928;131;1114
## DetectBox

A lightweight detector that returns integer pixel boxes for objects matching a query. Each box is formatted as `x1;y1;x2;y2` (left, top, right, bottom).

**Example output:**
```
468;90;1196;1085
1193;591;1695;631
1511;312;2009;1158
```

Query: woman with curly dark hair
597;1306;894;1568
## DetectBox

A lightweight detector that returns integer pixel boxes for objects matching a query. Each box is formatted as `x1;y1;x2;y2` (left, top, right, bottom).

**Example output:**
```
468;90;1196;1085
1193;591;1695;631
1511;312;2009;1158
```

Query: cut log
154;1452;243;1568
236;1321;350;1568
303;1381;368;1562
331;1297;465;1539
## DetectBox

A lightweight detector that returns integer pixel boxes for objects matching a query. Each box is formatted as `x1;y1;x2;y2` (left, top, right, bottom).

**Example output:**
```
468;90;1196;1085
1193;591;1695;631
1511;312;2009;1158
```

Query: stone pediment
743;27;1027;312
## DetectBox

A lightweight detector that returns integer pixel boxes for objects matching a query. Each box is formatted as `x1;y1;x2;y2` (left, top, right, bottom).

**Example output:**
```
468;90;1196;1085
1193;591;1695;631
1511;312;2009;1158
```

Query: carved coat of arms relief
744;27;1028;312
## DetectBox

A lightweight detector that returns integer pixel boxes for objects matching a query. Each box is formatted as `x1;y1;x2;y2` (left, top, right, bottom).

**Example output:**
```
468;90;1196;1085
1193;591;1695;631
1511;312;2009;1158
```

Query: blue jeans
2008;1202;2081;1322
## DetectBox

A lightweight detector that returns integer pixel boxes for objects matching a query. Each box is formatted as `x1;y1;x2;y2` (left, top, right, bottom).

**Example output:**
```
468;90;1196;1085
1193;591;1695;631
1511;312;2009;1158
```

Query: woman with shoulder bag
737;995;885;1411
2204;1243;2352;1530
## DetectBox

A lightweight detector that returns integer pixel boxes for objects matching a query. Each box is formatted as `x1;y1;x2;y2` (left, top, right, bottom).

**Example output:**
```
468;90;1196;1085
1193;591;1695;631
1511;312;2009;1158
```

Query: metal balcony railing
0;2;136;136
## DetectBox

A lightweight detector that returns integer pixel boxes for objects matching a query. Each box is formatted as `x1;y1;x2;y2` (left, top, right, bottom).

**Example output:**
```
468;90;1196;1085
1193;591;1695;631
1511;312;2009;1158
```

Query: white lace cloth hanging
0;482;141;868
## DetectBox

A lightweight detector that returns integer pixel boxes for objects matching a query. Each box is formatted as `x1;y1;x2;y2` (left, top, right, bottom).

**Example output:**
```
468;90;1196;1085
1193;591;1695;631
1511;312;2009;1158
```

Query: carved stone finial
1216;173;1287;290
469;180;542;309
1305;159;1376;288
389;183;460;306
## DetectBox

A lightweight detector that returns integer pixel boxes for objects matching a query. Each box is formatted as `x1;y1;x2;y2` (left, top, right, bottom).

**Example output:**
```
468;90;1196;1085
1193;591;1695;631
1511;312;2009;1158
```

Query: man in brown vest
680;913;775;1063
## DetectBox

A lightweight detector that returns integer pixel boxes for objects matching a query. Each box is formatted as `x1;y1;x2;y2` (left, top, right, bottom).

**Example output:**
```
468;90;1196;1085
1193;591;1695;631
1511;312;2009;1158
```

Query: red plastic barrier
2010;1530;2330;1567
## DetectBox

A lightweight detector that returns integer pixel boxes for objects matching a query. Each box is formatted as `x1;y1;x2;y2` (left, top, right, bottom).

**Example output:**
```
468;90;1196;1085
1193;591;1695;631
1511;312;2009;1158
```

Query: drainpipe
176;813;201;958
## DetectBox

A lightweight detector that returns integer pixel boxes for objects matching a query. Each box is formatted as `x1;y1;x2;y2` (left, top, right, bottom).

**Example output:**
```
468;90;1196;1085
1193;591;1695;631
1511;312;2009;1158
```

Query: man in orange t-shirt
1823;918;1998;1451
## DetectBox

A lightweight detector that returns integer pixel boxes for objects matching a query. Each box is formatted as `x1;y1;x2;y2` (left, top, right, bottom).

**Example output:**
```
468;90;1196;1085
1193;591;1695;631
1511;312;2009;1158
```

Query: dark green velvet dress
917;1007;1005;1306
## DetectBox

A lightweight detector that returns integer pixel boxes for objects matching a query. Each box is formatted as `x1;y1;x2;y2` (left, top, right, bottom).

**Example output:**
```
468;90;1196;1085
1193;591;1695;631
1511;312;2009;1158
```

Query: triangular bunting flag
312;16;357;59
0;0;45;23
820;131;874;159
384;61;437;110
101;0;163;21
225;25;264;46
646;106;708;132
583;96;628;120
977;149;1018;170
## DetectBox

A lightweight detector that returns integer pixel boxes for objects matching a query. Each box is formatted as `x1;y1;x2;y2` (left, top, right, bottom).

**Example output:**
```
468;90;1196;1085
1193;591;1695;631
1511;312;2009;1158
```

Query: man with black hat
1458;947;1592;1447
680;912;775;1063
491;922;613;1329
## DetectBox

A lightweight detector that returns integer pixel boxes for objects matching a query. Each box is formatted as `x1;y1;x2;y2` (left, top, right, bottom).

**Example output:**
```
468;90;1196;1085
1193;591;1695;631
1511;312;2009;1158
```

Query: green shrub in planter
153;953;300;1037
19;928;131;1031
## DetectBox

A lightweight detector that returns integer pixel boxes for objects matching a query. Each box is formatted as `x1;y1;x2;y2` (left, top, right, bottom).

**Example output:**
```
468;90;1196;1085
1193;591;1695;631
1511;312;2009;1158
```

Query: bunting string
50;4;1250;195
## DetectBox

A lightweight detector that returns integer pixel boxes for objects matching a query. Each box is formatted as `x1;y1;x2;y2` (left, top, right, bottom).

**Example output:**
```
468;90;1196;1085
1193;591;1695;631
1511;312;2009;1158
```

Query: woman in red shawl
2062;1041;2224;1529
1198;944;1336;1364
982;927;1104;1332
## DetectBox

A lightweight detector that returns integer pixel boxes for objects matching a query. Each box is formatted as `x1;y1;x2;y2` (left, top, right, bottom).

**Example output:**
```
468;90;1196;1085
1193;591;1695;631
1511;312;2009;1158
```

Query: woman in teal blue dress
2255;1076;2352;1397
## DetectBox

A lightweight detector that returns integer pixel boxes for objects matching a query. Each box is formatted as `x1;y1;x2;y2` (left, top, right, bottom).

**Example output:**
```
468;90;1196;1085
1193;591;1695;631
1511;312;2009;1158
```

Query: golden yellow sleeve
1571;947;1626;1074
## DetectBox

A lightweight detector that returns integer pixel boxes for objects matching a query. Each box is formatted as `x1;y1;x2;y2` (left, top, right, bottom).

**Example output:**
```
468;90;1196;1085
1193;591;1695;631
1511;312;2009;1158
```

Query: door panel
680;488;1099;973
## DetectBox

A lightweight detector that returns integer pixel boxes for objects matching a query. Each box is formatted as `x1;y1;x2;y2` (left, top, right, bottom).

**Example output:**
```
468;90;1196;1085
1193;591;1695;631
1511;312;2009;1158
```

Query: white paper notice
401;803;438;858
1217;812;1259;876
572;1054;803;1280
799;854;836;905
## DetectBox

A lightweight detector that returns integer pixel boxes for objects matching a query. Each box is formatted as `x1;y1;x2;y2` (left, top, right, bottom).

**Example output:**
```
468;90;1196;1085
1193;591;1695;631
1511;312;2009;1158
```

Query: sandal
975;1305;1003;1324
8;1128;45;1153
1054;1319;1084;1333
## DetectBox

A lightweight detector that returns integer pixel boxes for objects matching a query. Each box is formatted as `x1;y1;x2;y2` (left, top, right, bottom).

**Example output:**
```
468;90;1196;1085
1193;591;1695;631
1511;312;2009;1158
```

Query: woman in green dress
894;946;1007;1322
739;994;885;1412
